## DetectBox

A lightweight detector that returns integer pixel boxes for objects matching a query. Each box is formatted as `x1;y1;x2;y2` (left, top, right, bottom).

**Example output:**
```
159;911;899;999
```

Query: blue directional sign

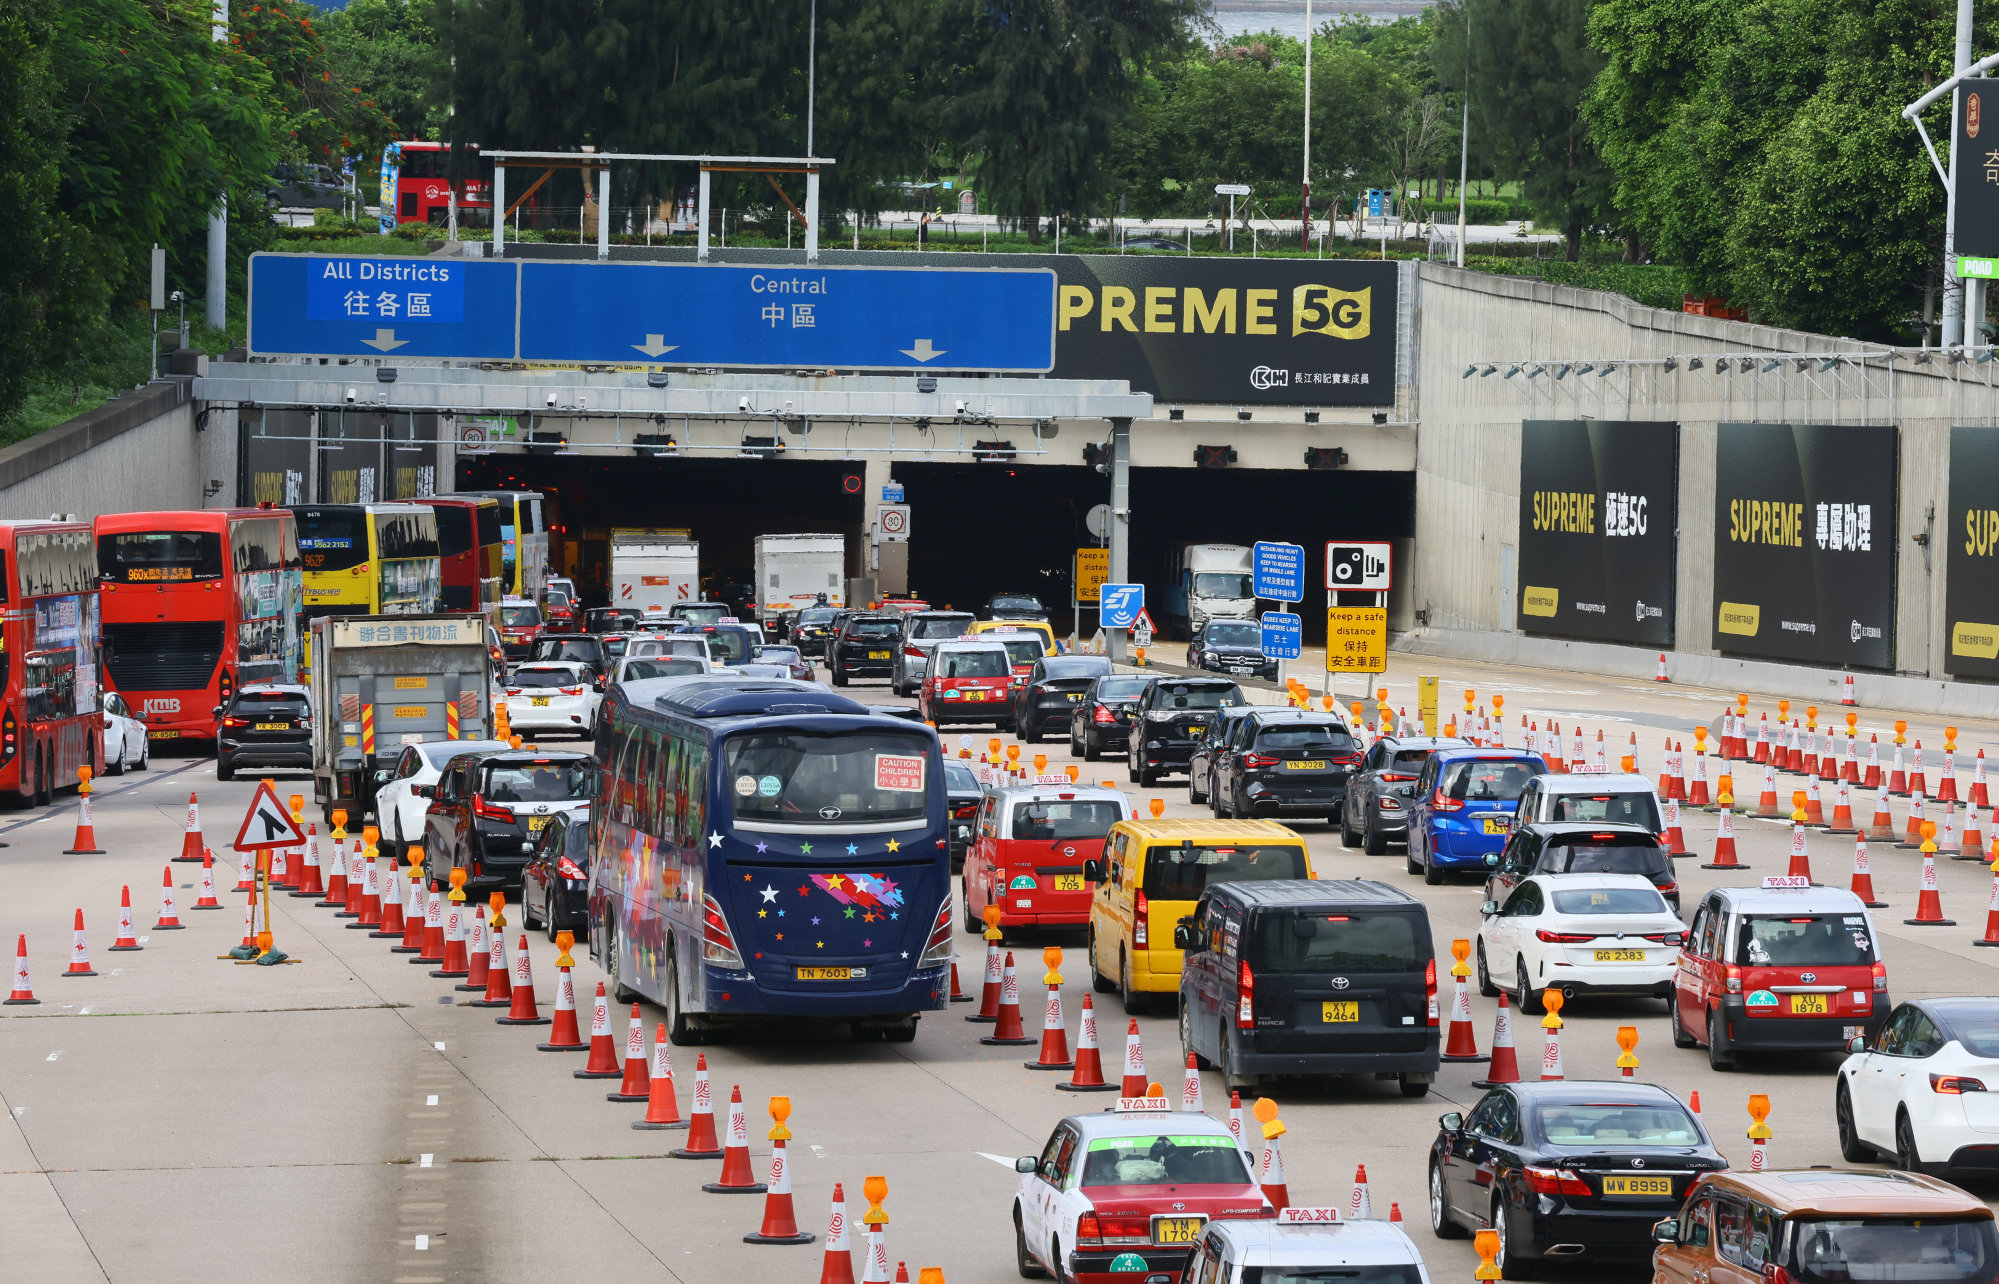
1100;584;1144;629
1252;541;1306;603
248;254;519;360
1260;611;1303;660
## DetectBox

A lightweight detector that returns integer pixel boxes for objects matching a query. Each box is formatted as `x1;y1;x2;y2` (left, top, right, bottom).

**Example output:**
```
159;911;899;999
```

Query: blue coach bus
587;677;954;1043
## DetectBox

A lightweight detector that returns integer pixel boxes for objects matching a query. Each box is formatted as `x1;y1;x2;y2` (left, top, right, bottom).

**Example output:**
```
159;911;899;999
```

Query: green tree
316;0;444;143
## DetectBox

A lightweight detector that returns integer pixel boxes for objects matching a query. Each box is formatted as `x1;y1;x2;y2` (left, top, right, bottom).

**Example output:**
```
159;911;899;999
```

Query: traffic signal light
1193;444;1238;469
1304;447;1349;470
634;433;677;458
840;472;864;494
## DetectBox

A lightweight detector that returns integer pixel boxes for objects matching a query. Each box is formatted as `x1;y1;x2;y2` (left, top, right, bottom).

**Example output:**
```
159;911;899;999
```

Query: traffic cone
1973;856;1999;948
1804;774;1825;826
63;785;103;854
1230;1091;1247;1154
1593;728;1607;771
537;965;585;1050
1889;739;1908;795
576;982;621;1076
1389;1203;1403;1225
1474;991;1521;1087
1900;791;1929;850
1656;737;1674;798
459;904;491;992
608;1003;651;1101
1756;763;1779;818
1906;827;1955;927
1865;735;1882;789
291;824;325;898
1842;673;1857;704
334;838;363;914
744;1100;813;1242
1441;951;1486;1062
233;846;254;893
1820;731;1841;782
816;1185;857;1284
1866;785;1897;843
860;1225;889;1284
948;957;972;1003
978;952;1034;1046
969;936;1002;1024
495;934;549;1024
1671;741;1688;801
1804;722;1821;777
1702;798;1744;870
1119;1018;1147;1096
63;909;96;977
632;1025;686;1129
1753;713;1771;764
1259;1119;1289;1211
353;848;384;927
1182;1052;1204;1113
238;887;258;949
1827;779;1857;835
1689;747;1711;808
430;893;470;979
109;887;140;950
1572;727;1587;775
1940;804;1961;864
371;857;406;938
268;836;293;891
155;865;186;927
1622;732;1638;774
1662;796;1689;857
1540;1002;1564;1081
1785;720;1803;773
1787;810;1813;881
701;1086;768;1194
175;793;204;862
1349;1164;1373;1220
1850;836;1886;908
192;853;220;909
1690;1090;1702;1129
475;916;511;1005
670;1055;723;1159
5;935;37;1004
1057;994;1114;1092
412;883;445;965
1912;742;1930;798
1975;750;1991;808
1961;806;1991;862
1940;744;1960;804
1024;973;1073;1071
392;872;424;952
1656;653;1669;682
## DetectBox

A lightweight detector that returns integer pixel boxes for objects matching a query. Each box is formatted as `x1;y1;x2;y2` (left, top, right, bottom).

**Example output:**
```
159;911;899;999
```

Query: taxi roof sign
233;779;306;852
1761;875;1812;890
1274;1207;1344;1224
1114;1097;1172;1113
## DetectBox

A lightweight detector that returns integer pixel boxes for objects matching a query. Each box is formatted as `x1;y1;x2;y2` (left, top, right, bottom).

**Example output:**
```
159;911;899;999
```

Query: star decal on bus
799;842;813;854
760;885;778;903
755;842;768;853
886;839;901;852
846;843;859;855
708;831;723;848
758;909;767;918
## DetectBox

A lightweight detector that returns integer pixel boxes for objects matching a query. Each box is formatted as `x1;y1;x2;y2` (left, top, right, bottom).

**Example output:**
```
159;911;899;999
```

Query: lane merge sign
233;779;305;852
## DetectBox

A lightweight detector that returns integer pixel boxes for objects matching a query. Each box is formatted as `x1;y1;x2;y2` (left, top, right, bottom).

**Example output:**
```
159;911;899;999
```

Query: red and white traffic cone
1866;785;1897;843
1058;994;1114;1092
860;1225;890;1284
1912;742;1930;798
1850;836;1886;908
1961;806;1992;862
392;872;425;952
63;785;103;854
233;846;255;894
1827;779;1857;835
1662;796;1689;857
430;895;470;978
576;982;621;1076
335;838;364;914
5;935;37;1005
1229;1091;1247;1154
1906;834;1956;927
1622;731;1639;773
268;836;294;891
1804;775;1825;827
371;858;407;939
632;1025;686;1129
1702;799;1744;870
175;792;204;862
1865;734;1882;789
1473;991;1520;1087
670;1055;723;1159
1842;673;1857;705
1838;732;1858;784
1752;713;1771;764
474;917;511;1005
1974;855;1999;948
109;887;140;951
1119;1018;1147;1096
1182;1052;1204;1113
1593;729;1608;772
63;909;96;977
1900;792;1929;850
290;824;325;898
1785;809;1813;881
744;1114;814;1243
948;956;973;1003
353;848;385;927
1656;653;1669;682
1756;763;1780;818
537;965;585;1050
608;1003;651;1102
816;1184;857;1284
192;852;221;909
1540;1014;1564;1081
978;952;1034;1046
969;936;1003;1023
1655;737;1674;797
1024;976;1073;1070
238;887;258;950
702;1085;768;1194
1975;750;1991;808
155;865;186;927
1890;739;1909;794
1441;964;1485;1061
459;904;490;994
1259;1126;1290;1211
1939;804;1961;863
1689;747;1711;808
1940;745;1960;804
495;934;549;1025
1349;1164;1373;1220
412;883;445;965
1804;723;1822;777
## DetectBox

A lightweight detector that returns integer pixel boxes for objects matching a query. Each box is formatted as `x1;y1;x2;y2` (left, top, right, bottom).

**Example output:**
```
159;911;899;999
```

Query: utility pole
806;0;817;157
1455;4;1470;268
1945;0;1974;347
205;0;227;332
1300;0;1312;250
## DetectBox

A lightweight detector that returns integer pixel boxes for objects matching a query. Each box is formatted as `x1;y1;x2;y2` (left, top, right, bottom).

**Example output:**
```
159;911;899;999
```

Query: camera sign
1325;542;1392;592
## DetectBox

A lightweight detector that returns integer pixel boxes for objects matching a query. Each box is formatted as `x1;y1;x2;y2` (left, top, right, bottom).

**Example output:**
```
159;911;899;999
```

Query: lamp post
1455;5;1470;268
1300;0;1312;250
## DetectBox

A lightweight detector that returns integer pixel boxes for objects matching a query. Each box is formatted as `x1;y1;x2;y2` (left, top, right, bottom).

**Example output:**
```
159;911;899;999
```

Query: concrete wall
0;380;234;520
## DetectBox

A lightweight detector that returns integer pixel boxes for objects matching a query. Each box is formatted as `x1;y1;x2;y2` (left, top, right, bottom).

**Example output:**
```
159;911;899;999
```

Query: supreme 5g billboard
1515;420;1678;646
1947;426;1999;678
1711;422;1898;669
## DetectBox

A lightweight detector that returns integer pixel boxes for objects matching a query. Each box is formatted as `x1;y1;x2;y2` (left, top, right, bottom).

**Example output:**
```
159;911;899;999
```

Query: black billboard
1957;81;1999;260
1047;257;1398;405
1711;422;1898;669
1515;420;1679;646
241;409;311;508
1946;426;1999;678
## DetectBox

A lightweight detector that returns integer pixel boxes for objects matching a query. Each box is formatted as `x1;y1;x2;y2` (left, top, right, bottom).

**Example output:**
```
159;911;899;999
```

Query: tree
317;0;445;143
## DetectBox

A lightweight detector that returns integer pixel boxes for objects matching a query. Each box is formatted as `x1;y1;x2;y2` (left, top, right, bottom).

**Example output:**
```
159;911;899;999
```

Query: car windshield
1242;1269;1425;1284
1095;677;1151;700
1011;800;1123;839
603;636;630;658
1042;657;1112;680
937;650;1008;678
796;609;838;625
1789;1218;1999;1284
1254;724;1353;752
1142;844;1308;901
943;761;980;793
1252;912;1424;973
724;730;934;827
1000;639;1045;666
703;630;749;663
990;596;1043;613
1550;887;1670;915
511;668;581;689
622;658;705;680
674;604;728;625
482;761;590;802
1442;760;1538;802
1205;621;1262;646
1390;749;1433;771
846;618;901;639
532;639;601;666
756;647;801;663
1079;1134;1252;1188
1531;1103;1700;1145
912;617;972;640
1192;572;1252;597
1539;839;1667;876
1550;790;1662;828
1149;684;1244;711
1734;914;1876;967
500;605;540;626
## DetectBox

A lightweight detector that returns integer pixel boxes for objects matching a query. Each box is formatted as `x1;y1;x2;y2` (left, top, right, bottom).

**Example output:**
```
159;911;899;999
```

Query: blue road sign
1252;541;1306;603
1100;584;1144;629
882;483;906;503
248;255;519;360
1261;611;1303;660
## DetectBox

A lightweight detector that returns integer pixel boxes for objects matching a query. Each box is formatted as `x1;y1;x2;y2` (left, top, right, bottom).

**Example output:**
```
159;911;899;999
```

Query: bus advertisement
416;496;504;617
0;523;103;804
454;490;546;601
95;510;302;742
290;504;442;620
588;678;954;1043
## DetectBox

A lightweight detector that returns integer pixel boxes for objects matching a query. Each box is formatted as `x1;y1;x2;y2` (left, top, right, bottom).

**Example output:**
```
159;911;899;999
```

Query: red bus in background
394;141;489;227
417;496;504;620
0;522;103;804
95;510;303;743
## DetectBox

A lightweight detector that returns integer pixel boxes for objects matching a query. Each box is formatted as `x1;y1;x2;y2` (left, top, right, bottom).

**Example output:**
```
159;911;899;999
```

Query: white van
1513;770;1665;836
1187;1216;1433;1284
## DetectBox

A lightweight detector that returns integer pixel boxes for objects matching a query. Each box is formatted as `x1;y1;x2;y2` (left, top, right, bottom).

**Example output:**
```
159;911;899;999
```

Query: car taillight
1094;704;1116;724
506;688;522;697
222;717;249;729
1244;753;1280;769
905;645;923;658
701;893;743;967
1426;957;1439;1026
921;895;954;965
1075;1211;1103;1248
1334;753;1361;765
1765;1265;1799;1284
1381;798;1403;812
1644;932;1684;945
1873;961;1887;992
556;857;586;880
1536;929;1596;943
1085;1212;1150;1246
952;803;977;819
1238;959;1255;1029
1931;1074;1988;1094
473;795;516;823
559;686;583;696
1430;789;1464;812
1726;965;1742;994
1134;889;1149;948
1383;773;1415;782
1657;881;1677;898
1523;1165;1593;1197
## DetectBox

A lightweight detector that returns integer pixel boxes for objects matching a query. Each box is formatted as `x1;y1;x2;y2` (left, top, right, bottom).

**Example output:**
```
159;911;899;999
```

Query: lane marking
419;1154;433;1168
426;1095;438;1106
45;1052;60;1062
433;1042;445;1051
974;1151;1019;1168
78;1008;90;1015
414;1235;429;1251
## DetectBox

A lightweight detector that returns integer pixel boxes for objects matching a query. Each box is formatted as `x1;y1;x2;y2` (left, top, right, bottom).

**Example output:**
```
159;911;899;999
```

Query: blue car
1407;747;1546;885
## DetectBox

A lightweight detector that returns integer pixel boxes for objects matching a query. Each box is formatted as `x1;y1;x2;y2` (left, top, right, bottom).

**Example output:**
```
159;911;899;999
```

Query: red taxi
919;639;1016;728
963;784;1131;931
497;597;543;660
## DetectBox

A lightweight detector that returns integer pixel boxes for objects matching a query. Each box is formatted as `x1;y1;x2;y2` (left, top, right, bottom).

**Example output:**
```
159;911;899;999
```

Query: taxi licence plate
868;651;890;660
1322;1000;1359;1023
1153;1216;1204;1244
1483;817;1511;835
526;816;550;832
1285;759;1326;770
254;722;290;731
1067;693;1083;701
531;697;551;706
966;690;987;701
1594;949;1646;962
796;967;852;980
1790;993;1829;1015
1599;1175;1673;1197
1051;874;1085;891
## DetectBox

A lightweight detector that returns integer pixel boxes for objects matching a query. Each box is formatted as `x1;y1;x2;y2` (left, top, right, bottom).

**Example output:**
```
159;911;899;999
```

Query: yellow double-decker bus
289;504;443;620
454;490;547;600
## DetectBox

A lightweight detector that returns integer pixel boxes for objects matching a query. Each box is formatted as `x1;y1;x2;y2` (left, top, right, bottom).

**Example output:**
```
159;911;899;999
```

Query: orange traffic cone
63;783;103;854
5;935;37;1004
1120;1018;1147;1096
948;957;973;1003
1689;746;1711;808
969;935;1002;1023
978;952;1034;1046
1702;798;1745;870
1441;957;1485;1062
1622;732;1639;774
1058;994;1114;1092
1940;743;1960;804
495;934;549;1025
702;1086;768;1194
608;1003;651;1102
156;865;186;927
290;824;325;898
109;887;140;951
1655;737;1674;797
1230;1091;1247;1152
1182;1052;1204;1113
1656;653;1669;682
1889;738;1908;794
233;846;255;893
632;1025;686;1130
474;915;511;1005
1662;797;1689;857
1804;775;1825;826
1866;786;1898;843
1850;836;1886;908
371;858;407;939
576;982;621;1076
1389;1203;1403;1224
335;837;364;914
191;852;221;910
268;835;293;891
1974;854;1999;948
1900;792;1929;849
1906;826;1955;927
63;909;96;977
412;883;445;965
816;1185;857;1284
744;1101;813;1242
1473;991;1520;1087
1961;806;1994;862
1939;804;1961;863
1756;763;1779;818
175;793;205;862
1975;750;1991;808
352;848;385;927
429;893;470;979
1827;779;1857;835
1753;713;1771;764
670;1055;723;1159
536;964;585;1050
392;872;425;952
1024;972;1074;1071
1865;734;1882;789
459;905;490;994
1259;1122;1290;1211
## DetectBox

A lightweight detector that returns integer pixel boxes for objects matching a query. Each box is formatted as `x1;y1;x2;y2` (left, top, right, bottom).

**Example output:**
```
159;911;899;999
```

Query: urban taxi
962;783;1132;932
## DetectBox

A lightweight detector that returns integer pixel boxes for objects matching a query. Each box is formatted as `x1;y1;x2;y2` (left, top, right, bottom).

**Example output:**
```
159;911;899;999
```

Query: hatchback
1407;748;1545;885
502;661;600;736
215;684;313;781
1478;873;1686;1014
420;749;596;892
520;807;592;939
827;612;903;685
1014;654;1114;742
918;639;1015;728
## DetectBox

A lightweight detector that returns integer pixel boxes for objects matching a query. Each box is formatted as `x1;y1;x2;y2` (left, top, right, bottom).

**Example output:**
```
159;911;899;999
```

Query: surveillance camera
955;400;967;414
739;396;752;413
546;393;557;408
344;388;357;404
170;290;184;303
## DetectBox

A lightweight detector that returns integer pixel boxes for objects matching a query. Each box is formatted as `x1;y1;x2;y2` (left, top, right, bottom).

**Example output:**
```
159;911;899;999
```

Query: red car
497;597;543;660
962;784;1130;931
918;640;1015;728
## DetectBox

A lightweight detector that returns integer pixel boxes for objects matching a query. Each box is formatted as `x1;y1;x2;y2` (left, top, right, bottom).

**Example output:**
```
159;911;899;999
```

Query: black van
1175;879;1440;1098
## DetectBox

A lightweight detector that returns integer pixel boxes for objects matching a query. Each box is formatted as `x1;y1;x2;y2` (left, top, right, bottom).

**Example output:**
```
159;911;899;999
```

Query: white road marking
419;1154;433;1168
413;1235;429;1251
426;1095;438;1106
138;936;148;944
12;1106;24;1116
45;1052;60;1062
433;1042;445;1051
79;1007;90;1015
810;1144;825;1159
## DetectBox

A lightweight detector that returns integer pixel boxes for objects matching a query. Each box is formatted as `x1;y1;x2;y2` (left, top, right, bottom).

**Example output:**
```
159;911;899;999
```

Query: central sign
1252;541;1305;603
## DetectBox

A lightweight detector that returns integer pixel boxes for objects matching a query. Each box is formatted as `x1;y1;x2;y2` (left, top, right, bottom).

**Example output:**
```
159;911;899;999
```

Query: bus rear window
99;531;224;582
1141;844;1307;900
292;511;368;573
725;731;933;828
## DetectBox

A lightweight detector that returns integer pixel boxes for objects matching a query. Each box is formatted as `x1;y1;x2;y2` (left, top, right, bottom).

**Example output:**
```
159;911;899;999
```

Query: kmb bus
95;510;302;743
454;490;546;601
290;504;441;620
416;496;504;618
588;677;953;1044
389;140;490;227
0;522;104;804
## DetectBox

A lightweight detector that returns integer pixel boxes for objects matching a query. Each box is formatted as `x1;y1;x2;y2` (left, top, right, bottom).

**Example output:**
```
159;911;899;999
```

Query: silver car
888;610;974;696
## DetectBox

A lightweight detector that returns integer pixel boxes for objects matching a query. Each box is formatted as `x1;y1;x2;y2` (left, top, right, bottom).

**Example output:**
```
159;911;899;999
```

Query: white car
1476;873;1686;1012
376;738;512;857
625;635;710;662
1191;1214;1434;1284
1836;997;1999;1173
100;691;150;775
610;655;711;685
502;662;601;736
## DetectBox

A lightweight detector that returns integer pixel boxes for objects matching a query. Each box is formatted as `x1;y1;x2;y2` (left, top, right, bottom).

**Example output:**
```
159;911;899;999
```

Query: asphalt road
6;651;1999;1282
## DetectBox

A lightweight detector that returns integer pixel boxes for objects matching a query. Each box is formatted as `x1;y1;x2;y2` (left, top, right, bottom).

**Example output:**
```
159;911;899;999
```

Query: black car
1484;822;1681;915
1208;709;1359;824
1343;736;1470;854
945;758;983;871
981;592;1047;621
1187;707;1259;805
1176;879;1439;1095
583;608;640;634
520;807;592;940
1126;677;1245;786
1013;654;1113;742
788;606;843;658
1429;1081;1727;1277
1185;616;1278;682
1067;672;1154;760
420;749;596;892
215;684;313;781
828;612;904;684
528;633;608;684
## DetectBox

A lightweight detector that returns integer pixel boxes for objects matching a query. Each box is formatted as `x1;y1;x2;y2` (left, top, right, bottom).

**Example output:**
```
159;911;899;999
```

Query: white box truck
609;529;700;612
753;533;846;630
1163;542;1256;636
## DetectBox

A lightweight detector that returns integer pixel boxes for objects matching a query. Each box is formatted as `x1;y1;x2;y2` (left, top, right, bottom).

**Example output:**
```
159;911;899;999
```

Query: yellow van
1084;818;1313;1013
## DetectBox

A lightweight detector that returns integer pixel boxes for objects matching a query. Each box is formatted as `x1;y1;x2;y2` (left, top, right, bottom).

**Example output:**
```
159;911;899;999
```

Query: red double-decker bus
392;141;490;227
95;510;303;743
0;522;103;804
416;496;504;620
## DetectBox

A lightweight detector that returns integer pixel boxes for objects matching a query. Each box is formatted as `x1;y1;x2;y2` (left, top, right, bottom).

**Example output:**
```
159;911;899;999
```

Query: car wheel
830;665;846;687
1837;1078;1875;1163
1494;1195;1538;1279
1707;1008;1736;1071
1218;1020;1253;1093
1363;809;1388;856
1180;1001;1210;1070
522;890;540;929
1138;764;1156;788
215;755;235;783
1896;1111;1926;1173
1399;1074;1431;1098
1514;962;1542;1015
1090;931;1114;993
136;740;148;771
1340;800;1358;847
1014;1208;1047;1279
1672;1001;1699;1048
1423;845;1445;885
1429;1161;1467;1238
1406;838;1422;876
1476;940;1498;998
605;919;637;1005
962;875;981;934
545;907;560;944
1119;951;1148;1016
1209;784;1224;818
1190;765;1205;805
105;737;125;777
663;951;701;1045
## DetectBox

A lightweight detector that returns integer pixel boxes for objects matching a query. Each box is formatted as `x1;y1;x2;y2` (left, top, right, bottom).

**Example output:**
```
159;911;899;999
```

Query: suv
1128;677;1247;786
890;610;975;696
1514;771;1665;836
1407;748;1546;885
420;749;596;892
917;639;1014;728
1014;654;1113;742
961;783;1130;932
1673;884;1887;1070
827;612;904;685
667;601;732;628
1069;672;1156;761
1343;735;1469;853
1486;821;1679;912
528;633;608;684
1207;708;1359;823
787;605;842;658
1176;879;1439;1096
1185;616;1278;681
1187;707;1260;805
215;684;313;781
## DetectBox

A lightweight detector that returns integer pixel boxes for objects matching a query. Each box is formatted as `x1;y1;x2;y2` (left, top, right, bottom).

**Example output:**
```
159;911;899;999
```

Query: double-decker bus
0;523;104;804
95;510;302;743
388;140;490;227
289;504;442;620
587;677;953;1044
454;490;546;600
416;496;504;618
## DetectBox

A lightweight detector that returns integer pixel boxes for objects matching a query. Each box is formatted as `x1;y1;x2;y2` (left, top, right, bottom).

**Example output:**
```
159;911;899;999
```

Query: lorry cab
963;784;1132;931
1167;543;1255;635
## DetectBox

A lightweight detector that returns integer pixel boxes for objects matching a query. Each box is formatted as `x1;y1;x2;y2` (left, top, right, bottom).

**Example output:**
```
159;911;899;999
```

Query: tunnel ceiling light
1688;357;1704;371
1463;364;1478;378
1662;357;1678;372
1763;358;1782;373
1575;363;1593;375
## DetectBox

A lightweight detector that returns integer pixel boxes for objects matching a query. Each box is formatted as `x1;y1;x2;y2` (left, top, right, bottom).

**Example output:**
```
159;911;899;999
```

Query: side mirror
1396;784;1416;798
212;705;225;717
414;784;435;799
1484;853;1500;866
1849;1035;1868;1053
1174;924;1199;952
1014;1156;1038;1174
1481;900;1500;916
1083;859;1102;883
1439;1112;1463;1133
1653;1219;1679;1245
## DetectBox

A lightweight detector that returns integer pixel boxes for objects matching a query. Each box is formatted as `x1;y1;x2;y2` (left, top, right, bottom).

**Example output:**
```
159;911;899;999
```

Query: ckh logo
1851;620;1883;643
1251;366;1289;391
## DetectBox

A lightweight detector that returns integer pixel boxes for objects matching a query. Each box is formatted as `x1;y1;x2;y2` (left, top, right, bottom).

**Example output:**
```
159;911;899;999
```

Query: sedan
751;644;814;681
1836;996;1999;1173
1476;874;1685;1015
1013;654;1113;742
1343;735;1467;854
502;662;601;736
101;691;150;775
1186;616;1278;682
1068;673;1155;761
1430;1081;1727;1279
521;808;592;941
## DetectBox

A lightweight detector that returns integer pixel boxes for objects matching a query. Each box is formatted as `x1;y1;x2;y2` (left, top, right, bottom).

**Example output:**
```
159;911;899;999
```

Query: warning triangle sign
233;779;306;852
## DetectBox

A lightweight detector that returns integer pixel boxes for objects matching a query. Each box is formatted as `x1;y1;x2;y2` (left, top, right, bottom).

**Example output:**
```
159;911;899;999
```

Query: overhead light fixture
647;371;670;388
1463;364;1478;379
1662;357;1678;372
1304;410;1320;423
1598;363;1615;377
1168;406;1184;421
1236;407;1251;421
1819;357;1840;372
1916;351;1934;365
1479;365;1497;377
1525;364;1544;378
1688;357;1704;371
1554;363;1572;379
740;434;786;457
376;367;398;383
1503;365;1521;379
1712;358;1728;373
974;440;1016;462
1576;363;1594;376
1979;350;1997;365
1763;358;1782;373
633;432;677;458
1371;411;1389;425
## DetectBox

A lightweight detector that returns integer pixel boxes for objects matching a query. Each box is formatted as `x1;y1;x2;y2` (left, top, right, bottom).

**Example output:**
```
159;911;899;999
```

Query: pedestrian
918;210;932;247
